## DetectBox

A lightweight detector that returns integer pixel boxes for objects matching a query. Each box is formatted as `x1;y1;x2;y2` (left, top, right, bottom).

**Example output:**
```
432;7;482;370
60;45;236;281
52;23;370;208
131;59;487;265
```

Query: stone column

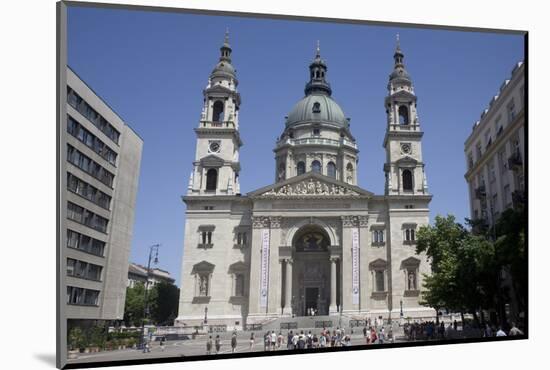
283;259;293;315
340;215;355;312
358;216;369;313
267;217;282;315
329;257;338;314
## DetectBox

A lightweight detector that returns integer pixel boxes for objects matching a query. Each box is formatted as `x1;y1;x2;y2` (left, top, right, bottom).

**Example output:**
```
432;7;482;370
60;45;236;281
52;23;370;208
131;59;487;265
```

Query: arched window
206;169;218;191
398;105;409;125
278;163;286;181
212;101;224;122
297;161;305;176
402;169;413;191
312;160;321;173
327;162;336;178
346;162;354;183
315;70;320;78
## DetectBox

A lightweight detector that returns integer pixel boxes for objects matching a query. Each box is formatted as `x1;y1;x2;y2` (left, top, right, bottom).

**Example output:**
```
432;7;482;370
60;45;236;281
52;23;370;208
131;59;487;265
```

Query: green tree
123;282;157;327
150;281;180;326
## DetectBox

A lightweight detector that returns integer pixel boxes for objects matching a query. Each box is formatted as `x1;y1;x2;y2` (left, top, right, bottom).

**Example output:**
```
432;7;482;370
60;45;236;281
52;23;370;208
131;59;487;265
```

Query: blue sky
67;6;524;285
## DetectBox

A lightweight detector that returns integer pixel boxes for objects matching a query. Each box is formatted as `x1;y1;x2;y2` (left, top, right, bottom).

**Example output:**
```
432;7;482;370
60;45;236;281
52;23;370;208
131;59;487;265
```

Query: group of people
205;332;238;355
404;320;458;341
361;325;393;344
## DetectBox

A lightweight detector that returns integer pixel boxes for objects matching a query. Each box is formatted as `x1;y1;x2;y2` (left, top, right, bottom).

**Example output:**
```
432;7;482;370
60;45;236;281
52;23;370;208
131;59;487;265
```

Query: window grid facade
67;114;118;166
67;144;115;188
66;229;105;257
67;172;112;210
67;201;109;233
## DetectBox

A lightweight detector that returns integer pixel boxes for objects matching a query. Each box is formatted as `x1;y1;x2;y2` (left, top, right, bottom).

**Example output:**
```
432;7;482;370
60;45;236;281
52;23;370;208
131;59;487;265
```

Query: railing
276;137;357;149
245;324;263;331
197;243;214;249
208;325;227;333
280;322;298;330
475;185;487;199
315;320;333;328
349;320;365;328
200;120;236;129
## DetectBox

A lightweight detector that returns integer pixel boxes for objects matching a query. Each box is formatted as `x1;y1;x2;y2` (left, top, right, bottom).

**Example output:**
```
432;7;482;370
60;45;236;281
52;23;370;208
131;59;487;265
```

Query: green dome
285;93;348;127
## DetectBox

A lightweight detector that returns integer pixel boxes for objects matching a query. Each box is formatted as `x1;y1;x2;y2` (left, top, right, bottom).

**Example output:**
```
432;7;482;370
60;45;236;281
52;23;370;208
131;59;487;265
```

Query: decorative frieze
263;179;360;197
269;216;282;229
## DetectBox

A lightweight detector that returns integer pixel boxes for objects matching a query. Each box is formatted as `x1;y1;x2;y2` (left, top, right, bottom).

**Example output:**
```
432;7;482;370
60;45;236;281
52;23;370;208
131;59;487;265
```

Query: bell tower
188;30;243;196
383;35;428;196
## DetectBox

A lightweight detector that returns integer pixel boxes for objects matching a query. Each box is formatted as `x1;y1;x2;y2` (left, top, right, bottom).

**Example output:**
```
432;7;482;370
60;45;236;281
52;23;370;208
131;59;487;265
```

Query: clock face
401;143;412;155
209;141;220;153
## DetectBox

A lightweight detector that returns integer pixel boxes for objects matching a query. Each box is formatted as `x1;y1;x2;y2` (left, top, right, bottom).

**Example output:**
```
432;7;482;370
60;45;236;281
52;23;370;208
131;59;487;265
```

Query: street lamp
140;243;160;352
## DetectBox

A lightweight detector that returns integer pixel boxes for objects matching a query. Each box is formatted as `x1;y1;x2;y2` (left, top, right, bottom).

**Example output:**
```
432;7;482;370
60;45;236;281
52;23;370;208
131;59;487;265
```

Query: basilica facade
175;33;434;330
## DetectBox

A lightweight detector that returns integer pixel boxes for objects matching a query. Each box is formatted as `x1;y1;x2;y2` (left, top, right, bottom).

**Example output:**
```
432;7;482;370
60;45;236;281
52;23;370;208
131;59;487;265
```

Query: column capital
329;256;340;263
252;216;270;229
340;215;369;228
269;216;282;229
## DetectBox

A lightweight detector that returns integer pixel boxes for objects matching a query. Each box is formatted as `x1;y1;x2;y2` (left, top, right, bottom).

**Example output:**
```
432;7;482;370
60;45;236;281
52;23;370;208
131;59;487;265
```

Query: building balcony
197;243;213;249
233;243;249;249
508;151;523;171
199;120;236;129
403;239;417;245
475;185;487;199
276;137;358;149
371;241;386;247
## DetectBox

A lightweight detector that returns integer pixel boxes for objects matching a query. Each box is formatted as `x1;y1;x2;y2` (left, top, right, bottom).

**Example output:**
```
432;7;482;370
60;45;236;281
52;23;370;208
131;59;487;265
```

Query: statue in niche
199;275;209;296
408;271;416;290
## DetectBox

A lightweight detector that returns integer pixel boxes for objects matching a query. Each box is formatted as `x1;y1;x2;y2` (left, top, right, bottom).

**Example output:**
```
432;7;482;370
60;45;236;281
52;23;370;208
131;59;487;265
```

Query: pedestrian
160;336;165;352
379;327;385;344
264;331;270;351
363;326;367;338
370;328;378;344
206;335;213;355
496;327;507;337
298;331;305;349
509;322;524;336
249;332;255;350
306;332;313;349
215;335;221;354
277;332;284;350
231;332;238;353
453;320;458;331
319;332;326;348
270;330;277;350
287;331;294;350
292;331;299;349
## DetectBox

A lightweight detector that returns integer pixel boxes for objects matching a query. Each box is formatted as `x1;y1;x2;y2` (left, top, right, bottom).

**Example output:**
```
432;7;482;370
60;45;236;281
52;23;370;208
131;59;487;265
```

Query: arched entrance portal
291;225;331;316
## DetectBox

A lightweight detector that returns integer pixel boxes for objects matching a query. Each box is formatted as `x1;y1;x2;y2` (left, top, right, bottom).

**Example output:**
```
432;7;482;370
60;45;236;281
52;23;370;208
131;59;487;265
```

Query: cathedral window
297;161;306;176
371;229;385;246
375;271;385;292
212;100;224;123
369;259;387;294
402;169;413;191
206;168;218;191
234;273;245;297
235;231;248;248
198;225;215;248
311;160;321;173
398;105;409;125
312;102;321;113
327;161;336;178
278;163;286;181
403;225;417;244
313;128;320;135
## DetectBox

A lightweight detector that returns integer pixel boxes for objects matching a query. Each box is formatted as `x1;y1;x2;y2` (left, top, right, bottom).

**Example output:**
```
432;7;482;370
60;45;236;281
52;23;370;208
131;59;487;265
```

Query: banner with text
260;229;270;308
351;227;360;305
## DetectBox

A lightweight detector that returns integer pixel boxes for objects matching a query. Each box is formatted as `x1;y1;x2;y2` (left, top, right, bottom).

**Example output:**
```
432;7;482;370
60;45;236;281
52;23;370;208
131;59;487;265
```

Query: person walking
206;336;213;355
231;333;238;353
287;331;294;350
277;332;284;350
509;323;524;336
264;331;270;351
496;327;507;337
159;336;165;352
270;331;277;351
249;332;255;351
215;335;221;354
319;332;326;348
292;331;299;349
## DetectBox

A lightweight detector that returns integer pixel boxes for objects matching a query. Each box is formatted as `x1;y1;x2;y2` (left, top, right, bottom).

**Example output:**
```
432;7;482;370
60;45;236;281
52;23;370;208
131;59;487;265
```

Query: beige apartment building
63;67;143;325
464;62;525;225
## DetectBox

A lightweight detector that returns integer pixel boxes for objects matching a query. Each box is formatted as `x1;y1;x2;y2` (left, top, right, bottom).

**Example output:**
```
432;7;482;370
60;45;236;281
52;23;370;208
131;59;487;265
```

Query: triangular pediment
200;154;224;167
248;172;373;198
395;155;418;165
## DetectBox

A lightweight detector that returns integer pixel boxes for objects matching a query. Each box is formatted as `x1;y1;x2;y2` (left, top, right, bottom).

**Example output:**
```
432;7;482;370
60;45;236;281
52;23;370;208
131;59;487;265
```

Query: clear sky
67;6;524;286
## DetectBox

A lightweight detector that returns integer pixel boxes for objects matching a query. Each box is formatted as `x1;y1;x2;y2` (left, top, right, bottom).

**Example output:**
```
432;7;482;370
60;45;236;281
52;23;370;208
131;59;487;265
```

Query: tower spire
304;41;332;96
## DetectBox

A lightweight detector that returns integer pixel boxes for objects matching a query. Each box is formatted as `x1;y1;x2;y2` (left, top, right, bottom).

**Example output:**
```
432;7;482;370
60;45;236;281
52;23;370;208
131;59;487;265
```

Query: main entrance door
291;225;331;316
305;287;319;315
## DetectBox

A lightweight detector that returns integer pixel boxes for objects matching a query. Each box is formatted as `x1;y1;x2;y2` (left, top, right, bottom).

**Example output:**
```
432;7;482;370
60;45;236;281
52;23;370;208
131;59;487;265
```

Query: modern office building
464;62;525;225
128;263;176;289
175;34;434;331
63;67;143;325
